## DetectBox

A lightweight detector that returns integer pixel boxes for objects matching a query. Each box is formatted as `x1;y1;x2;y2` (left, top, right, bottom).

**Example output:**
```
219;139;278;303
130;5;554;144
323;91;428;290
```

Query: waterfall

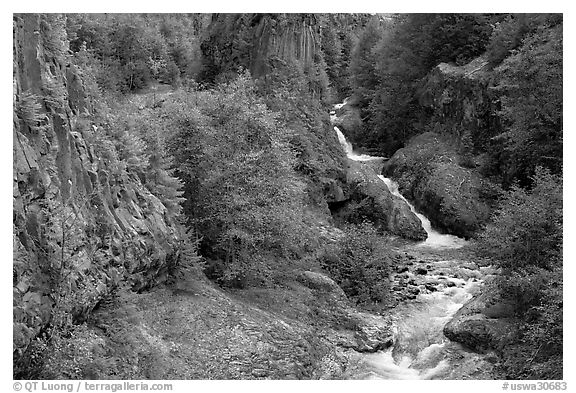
333;126;378;162
378;175;467;249
331;100;466;249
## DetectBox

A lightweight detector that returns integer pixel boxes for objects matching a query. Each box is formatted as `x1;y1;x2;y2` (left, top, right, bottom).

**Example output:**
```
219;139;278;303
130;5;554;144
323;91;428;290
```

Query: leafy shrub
15;91;48;133
162;75;315;287
476;167;562;271
497;267;563;379
320;222;392;306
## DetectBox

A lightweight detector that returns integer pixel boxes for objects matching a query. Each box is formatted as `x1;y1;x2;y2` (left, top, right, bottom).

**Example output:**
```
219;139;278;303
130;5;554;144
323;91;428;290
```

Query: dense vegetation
344;13;562;380
320;223;392;307
13;14;387;377
476;168;562;379
60;13;371;289
14;13;562;380
348;14;493;155
347;13;562;187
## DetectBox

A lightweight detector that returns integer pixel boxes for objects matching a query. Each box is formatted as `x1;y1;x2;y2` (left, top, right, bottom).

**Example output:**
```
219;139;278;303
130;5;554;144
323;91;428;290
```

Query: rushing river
331;100;494;380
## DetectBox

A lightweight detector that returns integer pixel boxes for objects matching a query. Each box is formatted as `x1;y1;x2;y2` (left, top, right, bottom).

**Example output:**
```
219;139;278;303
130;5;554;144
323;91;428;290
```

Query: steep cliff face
201;14;325;82
250;14;320;77
13;14;182;370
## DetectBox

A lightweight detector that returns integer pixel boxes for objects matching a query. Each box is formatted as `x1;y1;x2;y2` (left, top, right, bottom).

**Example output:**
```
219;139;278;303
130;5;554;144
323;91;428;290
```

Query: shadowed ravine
331;101;495;380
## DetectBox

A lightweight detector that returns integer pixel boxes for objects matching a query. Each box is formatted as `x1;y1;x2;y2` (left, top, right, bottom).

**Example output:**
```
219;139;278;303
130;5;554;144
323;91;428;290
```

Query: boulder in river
382;132;499;238
416;267;428;275
331;159;427;240
443;290;519;352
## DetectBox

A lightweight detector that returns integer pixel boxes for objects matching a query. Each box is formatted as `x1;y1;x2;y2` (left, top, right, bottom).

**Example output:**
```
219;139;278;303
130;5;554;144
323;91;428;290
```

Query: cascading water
331;99;493;380
334;126;380;162
378;175;467;249
332;105;466;248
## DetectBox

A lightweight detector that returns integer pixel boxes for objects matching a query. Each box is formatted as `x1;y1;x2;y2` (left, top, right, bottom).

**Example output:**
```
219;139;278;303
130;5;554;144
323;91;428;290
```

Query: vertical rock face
202;14;323;80
13;14;181;366
250;14;320;77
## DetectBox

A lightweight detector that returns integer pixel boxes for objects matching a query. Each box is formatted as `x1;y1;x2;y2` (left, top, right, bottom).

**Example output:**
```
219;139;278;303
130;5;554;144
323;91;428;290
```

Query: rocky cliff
250;14;320;77
13;14;182;373
380;56;505;239
201;14;326;82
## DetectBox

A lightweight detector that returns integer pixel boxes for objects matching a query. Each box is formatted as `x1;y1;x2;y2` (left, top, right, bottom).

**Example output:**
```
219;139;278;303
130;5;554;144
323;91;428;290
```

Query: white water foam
377;175;467;249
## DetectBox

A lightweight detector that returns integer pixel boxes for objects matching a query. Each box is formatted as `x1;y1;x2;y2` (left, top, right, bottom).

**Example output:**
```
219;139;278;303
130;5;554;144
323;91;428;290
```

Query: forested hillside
13;13;562;381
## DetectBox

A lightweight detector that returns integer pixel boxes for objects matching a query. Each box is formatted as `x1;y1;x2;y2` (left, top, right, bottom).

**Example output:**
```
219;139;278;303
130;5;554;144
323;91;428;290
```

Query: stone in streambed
352;317;394;353
416;267;428;275
338;160;427;240
443;290;519;352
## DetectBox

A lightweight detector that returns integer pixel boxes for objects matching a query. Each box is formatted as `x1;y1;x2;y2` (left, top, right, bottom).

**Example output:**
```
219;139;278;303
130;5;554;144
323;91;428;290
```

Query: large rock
333;158;427;240
383;132;498;238
443;290;519;352
297;271;347;301
291;271;395;354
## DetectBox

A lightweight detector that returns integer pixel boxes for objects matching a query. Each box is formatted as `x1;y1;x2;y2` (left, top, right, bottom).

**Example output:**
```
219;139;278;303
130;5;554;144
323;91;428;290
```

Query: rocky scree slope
37;268;397;379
